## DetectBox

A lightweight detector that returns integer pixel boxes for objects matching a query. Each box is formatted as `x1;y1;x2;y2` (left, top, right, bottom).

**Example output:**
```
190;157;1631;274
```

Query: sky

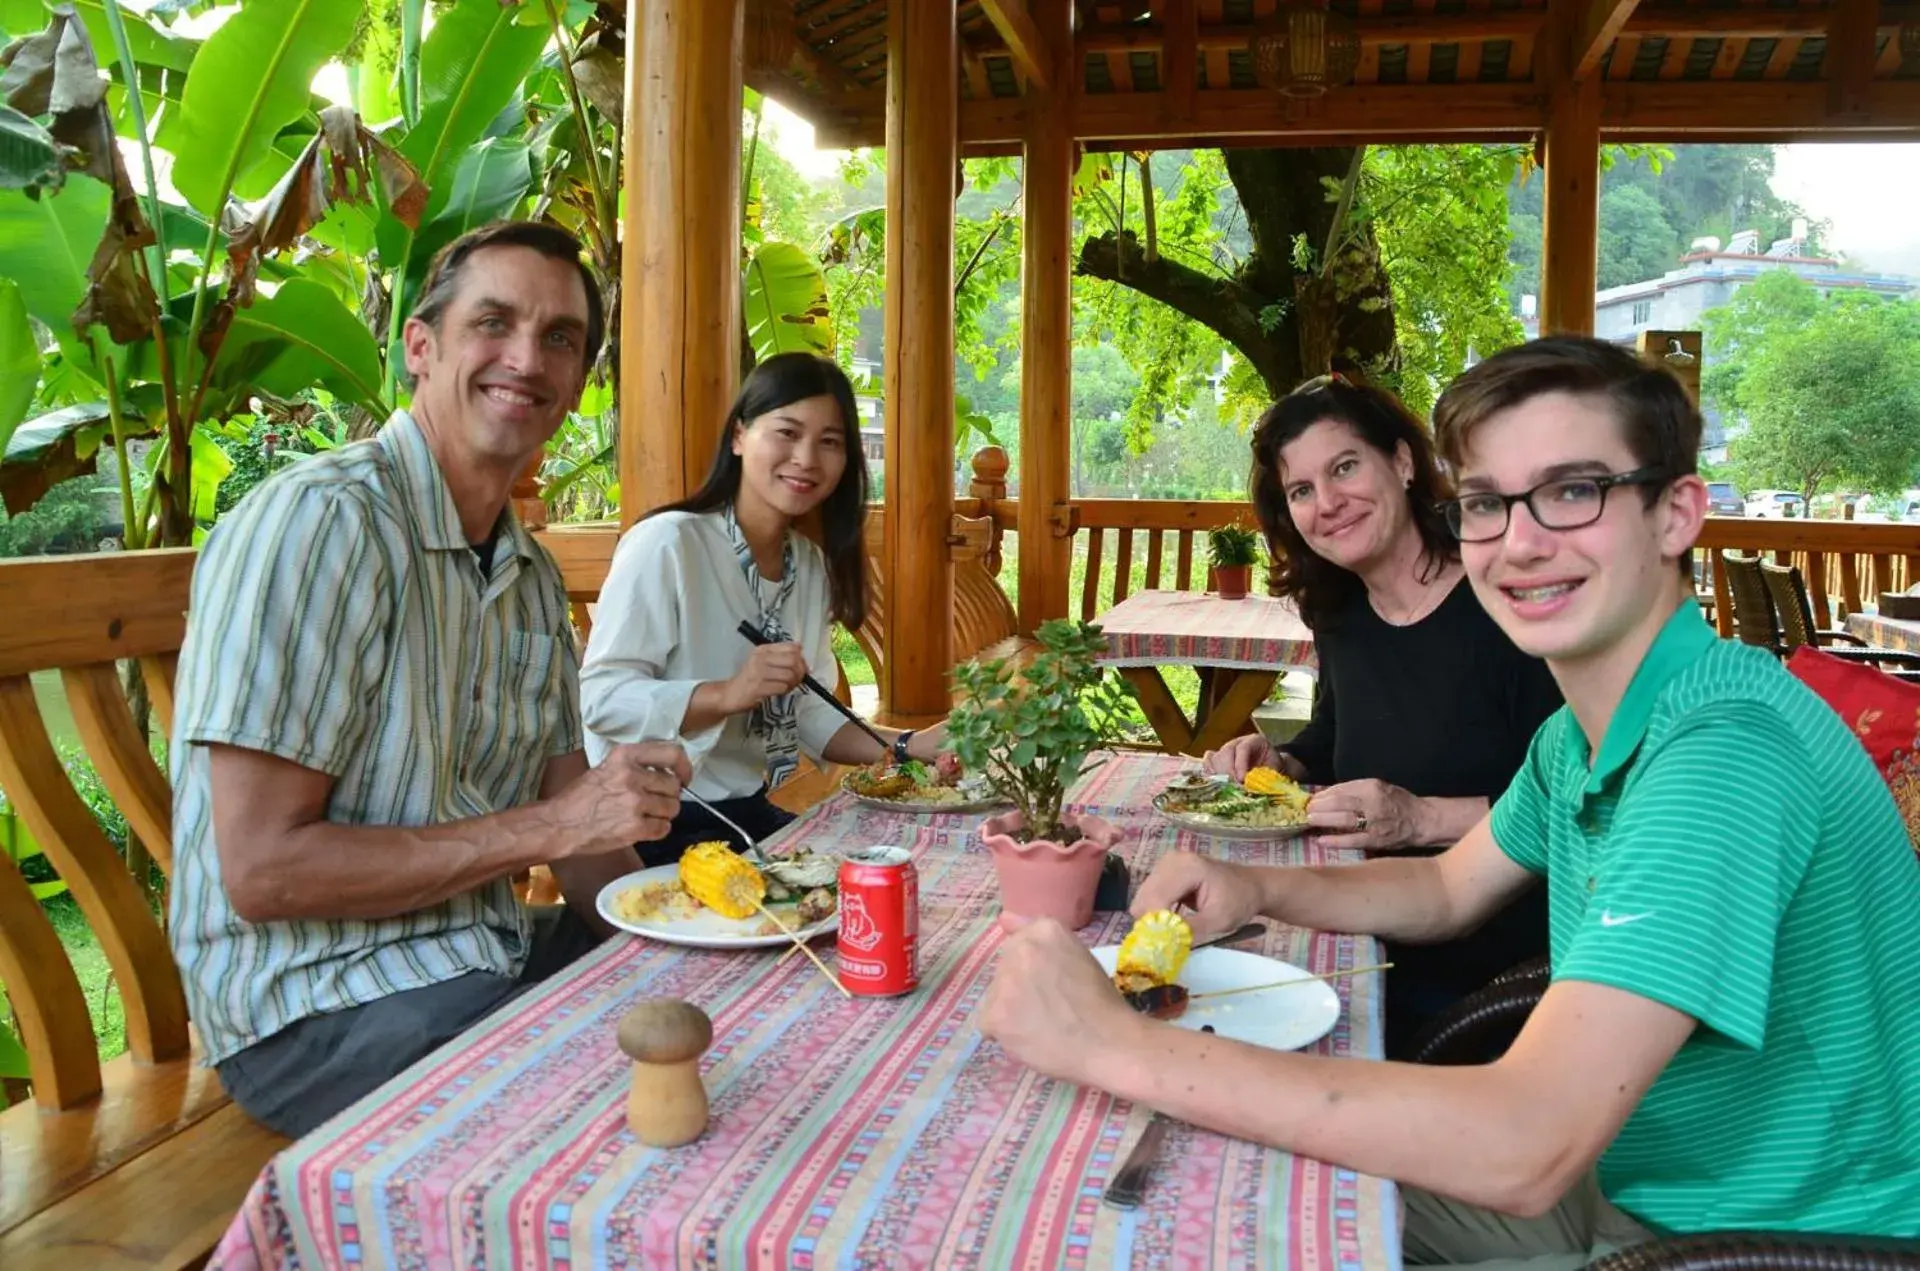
1772;144;1920;277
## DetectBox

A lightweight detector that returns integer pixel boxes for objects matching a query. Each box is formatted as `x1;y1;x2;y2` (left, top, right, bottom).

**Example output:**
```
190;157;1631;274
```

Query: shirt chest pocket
459;631;563;799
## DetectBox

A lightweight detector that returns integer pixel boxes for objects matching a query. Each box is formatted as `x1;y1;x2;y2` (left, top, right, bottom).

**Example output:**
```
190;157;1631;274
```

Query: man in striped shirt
169;222;689;1137
981;337;1920;1260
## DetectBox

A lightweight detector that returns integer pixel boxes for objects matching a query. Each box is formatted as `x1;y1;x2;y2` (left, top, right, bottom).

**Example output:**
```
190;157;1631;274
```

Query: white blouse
580;510;846;801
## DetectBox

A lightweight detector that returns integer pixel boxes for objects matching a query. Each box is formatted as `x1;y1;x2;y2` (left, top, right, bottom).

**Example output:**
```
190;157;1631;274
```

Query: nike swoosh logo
1599;910;1653;927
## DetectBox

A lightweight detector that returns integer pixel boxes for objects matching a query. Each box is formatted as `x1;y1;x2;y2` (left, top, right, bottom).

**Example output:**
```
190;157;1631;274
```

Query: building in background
1517;222;1918;461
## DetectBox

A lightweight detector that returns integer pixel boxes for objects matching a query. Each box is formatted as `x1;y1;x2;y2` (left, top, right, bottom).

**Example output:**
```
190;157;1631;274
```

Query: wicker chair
1757;561;1920;677
1407;975;1920;1269
1722;553;1782;654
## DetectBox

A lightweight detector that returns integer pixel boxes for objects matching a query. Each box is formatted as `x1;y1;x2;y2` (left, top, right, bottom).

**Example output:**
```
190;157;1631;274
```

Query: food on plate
610;847;841;933
844;757;983;806
610;878;704;925
678;841;766;919
1115;910;1195;1020
1164;770;1226;795
1113;909;1193;996
1157;765;1310;829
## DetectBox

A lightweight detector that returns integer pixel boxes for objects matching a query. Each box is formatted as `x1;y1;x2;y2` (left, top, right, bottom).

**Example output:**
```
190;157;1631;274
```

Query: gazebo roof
751;0;1920;148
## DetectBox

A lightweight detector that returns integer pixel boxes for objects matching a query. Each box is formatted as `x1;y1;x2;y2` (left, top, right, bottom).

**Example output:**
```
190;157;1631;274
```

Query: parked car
1745;489;1804;518
1705;481;1744;516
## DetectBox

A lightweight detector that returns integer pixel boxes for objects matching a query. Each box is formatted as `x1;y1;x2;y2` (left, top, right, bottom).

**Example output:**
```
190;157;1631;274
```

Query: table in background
208;752;1396;1271
1096;589;1318;757
1846;611;1920;654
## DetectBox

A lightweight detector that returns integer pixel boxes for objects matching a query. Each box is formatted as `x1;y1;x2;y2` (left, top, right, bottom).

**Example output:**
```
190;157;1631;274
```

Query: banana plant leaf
743;242;834;363
0;400;147;515
0;278;36;454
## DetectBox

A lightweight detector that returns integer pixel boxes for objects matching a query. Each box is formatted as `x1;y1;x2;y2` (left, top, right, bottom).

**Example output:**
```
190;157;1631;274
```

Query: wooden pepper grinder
616;998;714;1147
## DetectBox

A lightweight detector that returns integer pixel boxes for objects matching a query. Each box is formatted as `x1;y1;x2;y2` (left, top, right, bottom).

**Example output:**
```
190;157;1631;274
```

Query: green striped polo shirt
168;411;583;1065
1491;601;1920;1237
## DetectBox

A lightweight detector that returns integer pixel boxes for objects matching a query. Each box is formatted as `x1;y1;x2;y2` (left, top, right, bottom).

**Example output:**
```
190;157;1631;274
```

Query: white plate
1091;945;1341;1051
1151;792;1312;841
841;775;1010;815
595;864;839;950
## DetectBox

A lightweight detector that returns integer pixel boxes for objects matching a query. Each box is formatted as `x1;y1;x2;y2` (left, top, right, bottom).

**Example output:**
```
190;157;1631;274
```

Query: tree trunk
1076;147;1398;401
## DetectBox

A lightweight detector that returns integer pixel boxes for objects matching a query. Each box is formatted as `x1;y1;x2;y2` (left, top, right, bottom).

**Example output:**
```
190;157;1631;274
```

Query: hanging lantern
1250;1;1362;98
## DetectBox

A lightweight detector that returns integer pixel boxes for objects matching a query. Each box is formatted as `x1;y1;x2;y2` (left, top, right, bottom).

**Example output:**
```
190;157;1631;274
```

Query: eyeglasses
1438;466;1670;543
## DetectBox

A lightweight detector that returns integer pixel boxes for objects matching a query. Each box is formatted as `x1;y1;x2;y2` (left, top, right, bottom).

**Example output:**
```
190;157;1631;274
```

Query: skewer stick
1190;962;1393;1002
758;901;851;998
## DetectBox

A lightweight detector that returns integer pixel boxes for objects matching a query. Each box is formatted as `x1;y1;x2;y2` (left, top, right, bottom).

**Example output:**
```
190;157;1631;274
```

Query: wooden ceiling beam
978;0;1053;89
811;78;1920;148
1827;0;1880;116
1053;5;1920;59
1574;0;1643;80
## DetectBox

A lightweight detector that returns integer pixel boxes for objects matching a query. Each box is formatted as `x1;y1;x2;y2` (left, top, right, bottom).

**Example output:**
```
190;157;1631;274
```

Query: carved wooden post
1636;330;1702;405
1017;0;1075;634
969;446;1009;575
621;0;744;525
881;0;957;717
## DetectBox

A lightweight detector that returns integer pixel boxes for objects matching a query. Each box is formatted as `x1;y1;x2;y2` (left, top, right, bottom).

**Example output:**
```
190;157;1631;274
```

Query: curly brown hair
1250;378;1457;631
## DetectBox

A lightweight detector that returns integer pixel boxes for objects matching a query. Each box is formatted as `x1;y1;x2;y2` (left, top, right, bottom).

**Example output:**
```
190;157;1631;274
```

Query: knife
1102;1114;1170;1210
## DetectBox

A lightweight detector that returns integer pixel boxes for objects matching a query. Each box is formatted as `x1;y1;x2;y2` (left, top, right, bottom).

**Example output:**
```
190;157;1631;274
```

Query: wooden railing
957;487;1920;637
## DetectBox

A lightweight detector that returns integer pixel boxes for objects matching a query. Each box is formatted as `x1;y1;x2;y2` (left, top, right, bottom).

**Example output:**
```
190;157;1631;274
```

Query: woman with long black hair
1208;375;1562;1055
581;352;942;863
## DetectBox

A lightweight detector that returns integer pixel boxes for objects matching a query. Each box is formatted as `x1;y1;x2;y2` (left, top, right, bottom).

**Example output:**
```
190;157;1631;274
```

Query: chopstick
1190;961;1393;1002
736;621;894;754
756;901;851;998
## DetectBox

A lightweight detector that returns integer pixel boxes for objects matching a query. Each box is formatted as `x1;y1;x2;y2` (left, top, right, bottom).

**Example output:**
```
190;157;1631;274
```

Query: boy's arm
982;922;1693;1217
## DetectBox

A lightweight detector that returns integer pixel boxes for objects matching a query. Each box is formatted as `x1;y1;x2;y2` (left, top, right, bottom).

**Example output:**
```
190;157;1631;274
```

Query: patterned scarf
723;504;800;788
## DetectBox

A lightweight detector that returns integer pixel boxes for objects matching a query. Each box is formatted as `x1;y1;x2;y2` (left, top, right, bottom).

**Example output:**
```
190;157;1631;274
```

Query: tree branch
1078;230;1298;394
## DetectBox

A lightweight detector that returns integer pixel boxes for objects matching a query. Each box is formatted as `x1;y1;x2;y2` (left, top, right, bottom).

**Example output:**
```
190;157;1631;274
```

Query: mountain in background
1507;144;1826;304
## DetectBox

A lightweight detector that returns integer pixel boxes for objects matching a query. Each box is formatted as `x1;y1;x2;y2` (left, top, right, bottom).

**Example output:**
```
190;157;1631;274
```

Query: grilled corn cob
1244;766;1308;807
1113;909;1193;994
679;841;766;919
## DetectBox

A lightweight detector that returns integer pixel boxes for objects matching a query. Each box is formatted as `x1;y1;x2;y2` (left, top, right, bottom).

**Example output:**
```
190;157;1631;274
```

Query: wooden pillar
881;0;957;716
1538;2;1600;338
1636;329;1701;405
620;0;744;526
1018;0;1075;635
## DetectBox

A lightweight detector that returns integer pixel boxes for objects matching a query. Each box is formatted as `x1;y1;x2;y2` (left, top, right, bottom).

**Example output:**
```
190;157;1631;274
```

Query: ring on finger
1355;813;1369;831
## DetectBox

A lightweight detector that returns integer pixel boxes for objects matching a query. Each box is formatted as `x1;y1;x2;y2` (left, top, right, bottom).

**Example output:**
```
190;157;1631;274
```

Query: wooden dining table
1095;589;1318;757
1846;610;1920;654
204;752;1397;1271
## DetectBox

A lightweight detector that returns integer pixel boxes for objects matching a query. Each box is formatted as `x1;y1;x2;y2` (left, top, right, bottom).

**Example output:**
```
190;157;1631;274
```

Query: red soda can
836;846;918;996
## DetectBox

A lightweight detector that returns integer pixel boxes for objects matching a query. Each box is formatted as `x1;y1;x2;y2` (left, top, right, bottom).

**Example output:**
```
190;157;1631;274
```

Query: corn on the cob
679;841;766;919
1244;766;1308;807
1113;909;1193;994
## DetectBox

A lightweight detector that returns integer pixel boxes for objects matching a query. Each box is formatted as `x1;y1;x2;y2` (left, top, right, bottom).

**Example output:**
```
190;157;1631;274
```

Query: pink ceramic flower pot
980;810;1123;929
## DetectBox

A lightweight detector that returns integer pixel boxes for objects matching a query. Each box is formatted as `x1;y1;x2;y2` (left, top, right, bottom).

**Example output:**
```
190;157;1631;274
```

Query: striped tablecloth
207;752;1396;1271
1847;611;1920;655
1097;590;1318;672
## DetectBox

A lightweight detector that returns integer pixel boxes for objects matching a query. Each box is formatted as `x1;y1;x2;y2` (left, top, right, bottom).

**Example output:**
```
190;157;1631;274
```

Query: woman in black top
1206;376;1562;1057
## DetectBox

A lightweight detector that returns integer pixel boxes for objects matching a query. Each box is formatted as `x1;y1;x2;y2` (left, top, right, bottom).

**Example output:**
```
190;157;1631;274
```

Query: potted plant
1208;525;1262;600
947;619;1134;928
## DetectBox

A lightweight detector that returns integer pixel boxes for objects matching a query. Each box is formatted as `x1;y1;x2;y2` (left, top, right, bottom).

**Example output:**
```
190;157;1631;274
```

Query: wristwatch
892;729;916;764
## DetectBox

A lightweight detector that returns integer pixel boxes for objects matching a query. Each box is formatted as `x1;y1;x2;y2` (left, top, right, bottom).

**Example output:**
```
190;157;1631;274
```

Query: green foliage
162;0;367;217
1719;289;1920;503
743;242;834;361
0;277;35;451
1206;524;1261;568
0;473;104;555
1700;269;1821;415
1354;145;1525;416
946;619;1132;843
1598;184;1677;289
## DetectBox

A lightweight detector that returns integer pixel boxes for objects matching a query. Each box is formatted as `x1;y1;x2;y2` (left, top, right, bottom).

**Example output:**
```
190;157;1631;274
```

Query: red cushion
1785;645;1920;850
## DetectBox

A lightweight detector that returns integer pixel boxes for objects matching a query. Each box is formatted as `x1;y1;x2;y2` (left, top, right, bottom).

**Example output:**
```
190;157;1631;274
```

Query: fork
679;787;772;864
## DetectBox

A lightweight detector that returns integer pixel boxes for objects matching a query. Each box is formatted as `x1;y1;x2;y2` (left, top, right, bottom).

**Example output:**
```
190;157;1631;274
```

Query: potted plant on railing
1208;525;1263;600
948;619;1134;928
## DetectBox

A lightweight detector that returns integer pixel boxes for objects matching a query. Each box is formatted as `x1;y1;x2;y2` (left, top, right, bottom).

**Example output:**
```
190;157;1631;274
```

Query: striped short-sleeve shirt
1491;602;1920;1236
168;412;584;1065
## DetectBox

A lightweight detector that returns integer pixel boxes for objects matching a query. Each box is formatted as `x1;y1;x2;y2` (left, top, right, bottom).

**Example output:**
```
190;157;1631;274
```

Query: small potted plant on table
947;619;1134;928
1207;525;1262;600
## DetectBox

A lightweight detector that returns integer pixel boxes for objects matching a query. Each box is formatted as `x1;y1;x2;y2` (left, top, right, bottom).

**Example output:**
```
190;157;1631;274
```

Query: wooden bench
0;549;288;1270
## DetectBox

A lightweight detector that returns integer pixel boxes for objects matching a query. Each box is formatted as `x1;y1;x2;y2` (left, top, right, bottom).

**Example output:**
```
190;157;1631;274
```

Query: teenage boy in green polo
977;336;1920;1265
